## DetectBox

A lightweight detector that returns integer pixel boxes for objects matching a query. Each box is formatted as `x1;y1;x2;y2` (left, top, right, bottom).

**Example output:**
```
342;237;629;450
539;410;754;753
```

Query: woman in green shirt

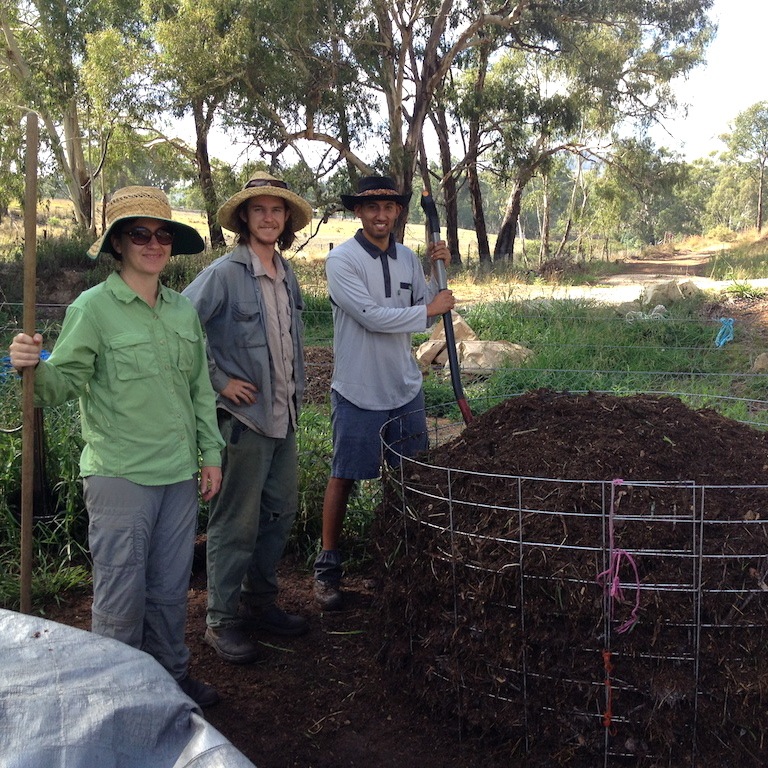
9;187;225;708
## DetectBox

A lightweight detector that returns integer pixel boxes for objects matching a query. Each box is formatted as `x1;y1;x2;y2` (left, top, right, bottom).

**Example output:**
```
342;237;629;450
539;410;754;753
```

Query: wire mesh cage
375;397;768;768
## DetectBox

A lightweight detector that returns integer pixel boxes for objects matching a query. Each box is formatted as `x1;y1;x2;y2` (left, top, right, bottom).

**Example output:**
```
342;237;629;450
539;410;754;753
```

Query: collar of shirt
248;246;285;281
354;229;398;260
354;230;398;298
106;271;171;305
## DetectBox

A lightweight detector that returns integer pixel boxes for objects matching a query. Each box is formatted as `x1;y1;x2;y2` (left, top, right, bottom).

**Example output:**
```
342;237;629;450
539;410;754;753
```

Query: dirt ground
36;246;768;767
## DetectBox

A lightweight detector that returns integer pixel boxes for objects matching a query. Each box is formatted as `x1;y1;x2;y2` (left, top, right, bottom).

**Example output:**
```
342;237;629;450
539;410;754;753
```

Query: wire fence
378;414;768;767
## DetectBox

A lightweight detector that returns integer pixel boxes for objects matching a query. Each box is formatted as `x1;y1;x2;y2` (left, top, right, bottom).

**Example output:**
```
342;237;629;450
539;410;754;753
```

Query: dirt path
455;244;755;306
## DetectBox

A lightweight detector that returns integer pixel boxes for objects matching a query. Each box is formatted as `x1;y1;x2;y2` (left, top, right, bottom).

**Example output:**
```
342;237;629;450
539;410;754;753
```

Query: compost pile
372;389;768;767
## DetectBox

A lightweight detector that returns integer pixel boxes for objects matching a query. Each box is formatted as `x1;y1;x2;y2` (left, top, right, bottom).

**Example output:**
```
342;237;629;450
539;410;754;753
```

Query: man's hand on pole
426;240;455;317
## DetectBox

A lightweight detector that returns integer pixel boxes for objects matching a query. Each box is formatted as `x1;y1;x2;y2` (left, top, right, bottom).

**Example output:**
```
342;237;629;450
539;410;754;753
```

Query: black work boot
241;601;310;636
178;675;220;708
203;625;263;664
313;579;343;611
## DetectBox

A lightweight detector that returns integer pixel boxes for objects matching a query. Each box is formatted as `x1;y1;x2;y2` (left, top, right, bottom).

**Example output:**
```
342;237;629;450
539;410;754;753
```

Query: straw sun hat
217;171;313;233
88;186;206;259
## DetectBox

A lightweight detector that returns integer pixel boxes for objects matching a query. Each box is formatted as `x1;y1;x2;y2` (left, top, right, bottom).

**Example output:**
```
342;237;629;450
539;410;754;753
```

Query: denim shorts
330;389;428;480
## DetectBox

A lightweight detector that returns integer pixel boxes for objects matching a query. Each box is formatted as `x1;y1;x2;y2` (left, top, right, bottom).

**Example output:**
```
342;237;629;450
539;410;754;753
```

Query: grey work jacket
182;243;306;435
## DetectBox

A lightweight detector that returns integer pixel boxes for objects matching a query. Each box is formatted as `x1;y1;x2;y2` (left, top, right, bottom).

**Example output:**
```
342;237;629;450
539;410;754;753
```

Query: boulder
450;339;533;373
752;352;768;373
640;279;703;306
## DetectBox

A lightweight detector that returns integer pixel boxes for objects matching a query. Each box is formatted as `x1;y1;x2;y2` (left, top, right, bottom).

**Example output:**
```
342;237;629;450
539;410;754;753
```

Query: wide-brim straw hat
340;175;411;211
218;171;313;233
88;186;206;259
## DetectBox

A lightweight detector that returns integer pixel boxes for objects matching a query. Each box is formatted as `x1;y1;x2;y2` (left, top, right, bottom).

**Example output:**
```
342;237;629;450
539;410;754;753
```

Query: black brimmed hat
340;175;411;211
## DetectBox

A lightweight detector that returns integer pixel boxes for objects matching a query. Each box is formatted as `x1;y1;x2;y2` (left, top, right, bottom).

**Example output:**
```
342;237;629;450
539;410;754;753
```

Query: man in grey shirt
184;172;312;663
313;175;455;610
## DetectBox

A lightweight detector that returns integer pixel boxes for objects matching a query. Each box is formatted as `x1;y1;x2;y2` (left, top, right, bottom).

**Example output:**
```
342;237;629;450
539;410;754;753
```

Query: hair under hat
88;186;205;259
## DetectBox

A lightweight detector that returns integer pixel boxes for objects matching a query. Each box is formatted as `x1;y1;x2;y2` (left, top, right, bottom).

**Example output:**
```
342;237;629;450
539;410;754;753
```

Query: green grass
707;237;768;281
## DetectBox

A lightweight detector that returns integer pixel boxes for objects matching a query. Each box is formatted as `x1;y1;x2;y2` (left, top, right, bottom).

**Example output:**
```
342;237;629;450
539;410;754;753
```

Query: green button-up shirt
34;272;224;485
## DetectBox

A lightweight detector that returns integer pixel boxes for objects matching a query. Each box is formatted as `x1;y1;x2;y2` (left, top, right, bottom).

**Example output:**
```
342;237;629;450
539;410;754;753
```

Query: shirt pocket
172;327;199;372
108;333;159;380
232;301;267;348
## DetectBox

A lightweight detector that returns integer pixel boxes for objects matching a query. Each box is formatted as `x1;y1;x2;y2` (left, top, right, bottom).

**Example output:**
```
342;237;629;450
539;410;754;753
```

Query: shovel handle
420;190;472;425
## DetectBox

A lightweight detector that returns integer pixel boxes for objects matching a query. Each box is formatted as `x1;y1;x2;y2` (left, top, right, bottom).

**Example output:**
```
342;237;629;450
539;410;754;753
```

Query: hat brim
341;192;411;212
87;216;206;259
218;187;313;233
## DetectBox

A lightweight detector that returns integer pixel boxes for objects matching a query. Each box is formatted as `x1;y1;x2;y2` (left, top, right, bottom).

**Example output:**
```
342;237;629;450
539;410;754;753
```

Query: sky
649;0;768;159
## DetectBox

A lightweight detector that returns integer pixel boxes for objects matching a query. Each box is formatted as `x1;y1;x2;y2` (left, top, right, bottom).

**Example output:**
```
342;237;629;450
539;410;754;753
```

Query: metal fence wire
378;415;768;768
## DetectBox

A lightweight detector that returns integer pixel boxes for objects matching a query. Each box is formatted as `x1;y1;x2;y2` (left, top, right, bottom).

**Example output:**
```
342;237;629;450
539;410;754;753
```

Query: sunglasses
245;178;289;190
123;226;175;246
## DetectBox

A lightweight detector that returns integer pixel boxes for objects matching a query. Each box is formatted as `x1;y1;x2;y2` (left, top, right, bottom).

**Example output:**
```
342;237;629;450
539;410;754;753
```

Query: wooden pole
20;111;39;614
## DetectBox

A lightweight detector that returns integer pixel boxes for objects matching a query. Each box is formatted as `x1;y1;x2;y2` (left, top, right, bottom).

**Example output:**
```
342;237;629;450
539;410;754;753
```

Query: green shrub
705;225;738;243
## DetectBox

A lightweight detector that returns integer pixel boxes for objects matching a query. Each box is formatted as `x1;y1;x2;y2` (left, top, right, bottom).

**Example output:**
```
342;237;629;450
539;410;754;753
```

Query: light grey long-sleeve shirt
327;231;440;410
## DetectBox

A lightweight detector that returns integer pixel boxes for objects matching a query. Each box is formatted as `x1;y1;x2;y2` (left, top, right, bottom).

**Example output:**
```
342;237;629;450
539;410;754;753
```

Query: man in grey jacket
183;172;312;664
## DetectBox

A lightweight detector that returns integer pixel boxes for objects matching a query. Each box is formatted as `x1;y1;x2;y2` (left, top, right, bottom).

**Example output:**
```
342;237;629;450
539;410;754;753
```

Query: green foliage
294;405;380;572
724;282;767;300
294;406;331;562
590;137;691;245
720;101;768;231
705;225;738;243
461;297;731;404
160;249;224;293
0;375;90;609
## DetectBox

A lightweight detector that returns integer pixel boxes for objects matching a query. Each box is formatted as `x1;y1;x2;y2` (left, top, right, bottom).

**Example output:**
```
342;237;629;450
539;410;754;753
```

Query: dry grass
2;197;496;262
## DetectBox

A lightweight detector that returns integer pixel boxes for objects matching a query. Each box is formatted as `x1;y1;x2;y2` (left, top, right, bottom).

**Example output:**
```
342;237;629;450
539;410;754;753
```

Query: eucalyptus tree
589;137;688;246
489;0;712;262
145;0;268;247
721;102;768;233
0;73;25;220
705;160;754;233
222;0;539;240
0;0;154;230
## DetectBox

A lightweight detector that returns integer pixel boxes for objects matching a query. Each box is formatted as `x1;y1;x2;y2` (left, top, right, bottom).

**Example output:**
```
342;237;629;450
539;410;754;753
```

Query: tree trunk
467;166;490;267
494;179;527;264
539;173;551;265
62;99;93;233
432;108;461;266
192;100;225;249
555;156;583;260
466;36;491;269
758;162;765;234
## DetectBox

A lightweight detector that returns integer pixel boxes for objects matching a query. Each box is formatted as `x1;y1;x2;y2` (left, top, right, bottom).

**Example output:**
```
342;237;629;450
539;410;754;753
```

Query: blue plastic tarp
0;609;255;768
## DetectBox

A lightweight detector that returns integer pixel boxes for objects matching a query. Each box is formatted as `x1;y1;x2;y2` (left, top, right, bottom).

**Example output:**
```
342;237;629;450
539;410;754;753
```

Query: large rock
451;339;533;373
415;312;532;372
752;352;768;373
640;279;703;306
